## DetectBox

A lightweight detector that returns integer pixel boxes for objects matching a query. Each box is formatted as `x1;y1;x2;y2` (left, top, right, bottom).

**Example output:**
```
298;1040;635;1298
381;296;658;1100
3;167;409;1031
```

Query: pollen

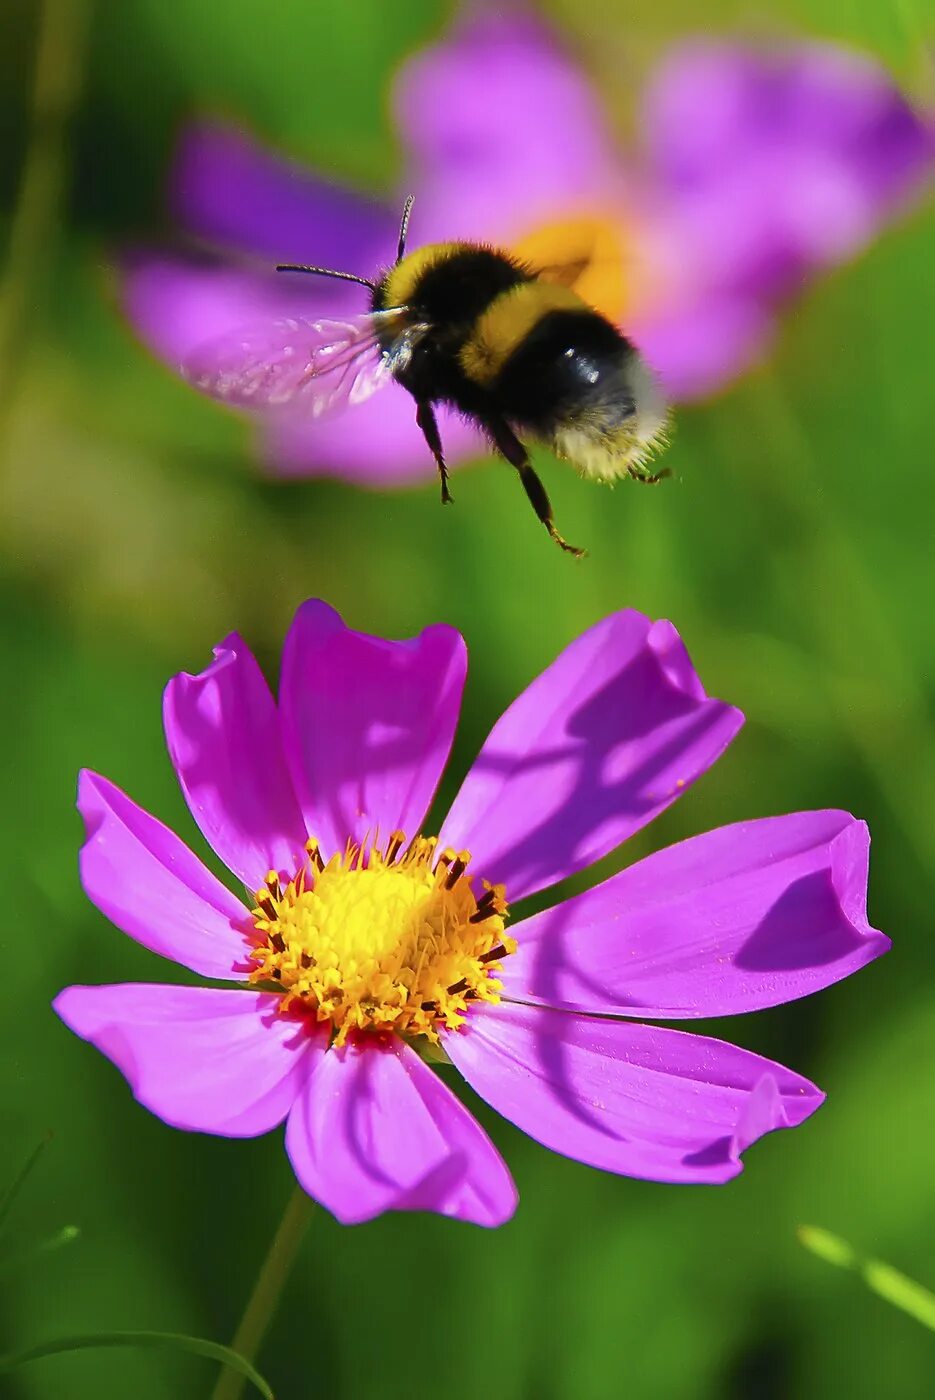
247;833;514;1045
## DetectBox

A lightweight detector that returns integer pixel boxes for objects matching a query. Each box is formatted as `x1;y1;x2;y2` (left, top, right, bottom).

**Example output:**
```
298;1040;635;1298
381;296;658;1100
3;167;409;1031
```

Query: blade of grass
0;1225;81;1276
0;1330;275;1398
0;1132;53;1237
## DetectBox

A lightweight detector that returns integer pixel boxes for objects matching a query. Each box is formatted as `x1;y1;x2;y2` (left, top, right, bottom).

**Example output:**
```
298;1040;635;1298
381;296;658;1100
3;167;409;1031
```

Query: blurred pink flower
125;11;933;486
55;601;887;1226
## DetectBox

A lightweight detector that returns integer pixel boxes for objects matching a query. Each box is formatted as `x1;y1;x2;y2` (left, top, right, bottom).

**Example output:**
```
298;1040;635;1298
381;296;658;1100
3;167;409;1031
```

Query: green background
2;1;934;1396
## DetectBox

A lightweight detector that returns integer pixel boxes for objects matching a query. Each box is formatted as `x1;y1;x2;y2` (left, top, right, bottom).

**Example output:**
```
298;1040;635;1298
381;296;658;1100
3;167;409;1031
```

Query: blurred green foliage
800;1225;935;1331
2;1;934;1397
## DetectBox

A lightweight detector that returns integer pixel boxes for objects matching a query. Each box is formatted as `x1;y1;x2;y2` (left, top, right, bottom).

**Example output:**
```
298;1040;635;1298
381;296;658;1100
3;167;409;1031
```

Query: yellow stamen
247;831;514;1046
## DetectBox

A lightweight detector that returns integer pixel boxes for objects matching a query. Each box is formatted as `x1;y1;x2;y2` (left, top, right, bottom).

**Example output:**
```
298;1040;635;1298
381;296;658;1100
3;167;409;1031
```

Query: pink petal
164;633;308;890
123;255;481;486
394;9;627;244
632;290;774;400
438;610;743;902
264;386;483;485
124;253;356;367
503;811;889;1018
53;984;324;1136
643;40;934;236
446;1002;823;1184
279;600;467;858
170;120;395;270
285;1035;517;1226
78;770;251;979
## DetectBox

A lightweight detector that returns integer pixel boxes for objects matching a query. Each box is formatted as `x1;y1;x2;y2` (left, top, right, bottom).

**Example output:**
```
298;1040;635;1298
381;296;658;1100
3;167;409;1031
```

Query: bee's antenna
396;195;415;263
275;265;376;290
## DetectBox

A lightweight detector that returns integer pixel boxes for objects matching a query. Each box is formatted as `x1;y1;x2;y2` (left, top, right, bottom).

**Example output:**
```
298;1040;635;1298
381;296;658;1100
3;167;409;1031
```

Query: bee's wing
182;309;424;419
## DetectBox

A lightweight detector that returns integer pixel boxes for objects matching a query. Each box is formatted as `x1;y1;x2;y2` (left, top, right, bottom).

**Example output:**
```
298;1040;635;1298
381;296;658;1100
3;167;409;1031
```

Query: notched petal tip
74;770;253;980
280;599;468;859
448;1003;828;1189
828;816;890;955
166;632;246;693
439;606;744;900
726;1070;825;1174
504;807;890;1023
163;627;308;890
76;768;112;844
677;1071;825;1182
285;598;467;667
646;616;746;731
738;1068;824;1143
646;617;702;697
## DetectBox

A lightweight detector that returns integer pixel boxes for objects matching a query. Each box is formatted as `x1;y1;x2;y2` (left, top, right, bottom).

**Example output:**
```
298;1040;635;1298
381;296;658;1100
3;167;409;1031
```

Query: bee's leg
486;417;585;558
415;400;453;505
629;464;671;485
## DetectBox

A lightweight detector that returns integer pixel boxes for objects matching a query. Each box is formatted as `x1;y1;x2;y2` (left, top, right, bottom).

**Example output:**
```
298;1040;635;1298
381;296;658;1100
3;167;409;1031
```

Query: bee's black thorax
393;248;528;327
372;240;651;463
373;244;531;408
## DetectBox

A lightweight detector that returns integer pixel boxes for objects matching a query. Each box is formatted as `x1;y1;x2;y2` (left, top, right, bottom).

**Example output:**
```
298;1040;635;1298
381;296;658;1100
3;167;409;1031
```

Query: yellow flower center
513;211;632;325
248;834;514;1046
512;208;669;326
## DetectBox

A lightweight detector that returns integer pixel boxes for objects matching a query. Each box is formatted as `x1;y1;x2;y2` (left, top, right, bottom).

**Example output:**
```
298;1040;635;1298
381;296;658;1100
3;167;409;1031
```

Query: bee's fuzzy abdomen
490;309;632;431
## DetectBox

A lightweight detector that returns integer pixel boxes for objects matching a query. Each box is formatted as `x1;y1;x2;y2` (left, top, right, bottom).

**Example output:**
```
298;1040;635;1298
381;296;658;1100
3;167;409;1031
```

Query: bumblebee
185;197;668;555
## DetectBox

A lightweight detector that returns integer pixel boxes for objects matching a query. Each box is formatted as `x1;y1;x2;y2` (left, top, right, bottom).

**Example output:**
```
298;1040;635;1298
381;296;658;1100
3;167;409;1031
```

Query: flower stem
209;1186;316;1400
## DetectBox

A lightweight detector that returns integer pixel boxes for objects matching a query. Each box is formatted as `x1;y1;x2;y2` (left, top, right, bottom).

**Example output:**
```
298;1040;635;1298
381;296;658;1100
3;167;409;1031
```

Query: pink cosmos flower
125;9;933;485
55;602;888;1226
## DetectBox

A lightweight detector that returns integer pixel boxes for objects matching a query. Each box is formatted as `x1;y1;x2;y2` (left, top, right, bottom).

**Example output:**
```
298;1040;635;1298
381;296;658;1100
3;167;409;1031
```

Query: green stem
209;1186;316;1400
0;0;90;429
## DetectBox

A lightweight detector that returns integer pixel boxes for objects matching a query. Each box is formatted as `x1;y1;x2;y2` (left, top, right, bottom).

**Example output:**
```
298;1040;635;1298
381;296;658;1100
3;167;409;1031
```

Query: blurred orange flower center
247;834;513;1045
513;211;634;325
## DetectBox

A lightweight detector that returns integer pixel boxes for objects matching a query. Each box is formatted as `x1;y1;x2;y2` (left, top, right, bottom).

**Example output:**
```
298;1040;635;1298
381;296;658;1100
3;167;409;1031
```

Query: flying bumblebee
184;197;669;555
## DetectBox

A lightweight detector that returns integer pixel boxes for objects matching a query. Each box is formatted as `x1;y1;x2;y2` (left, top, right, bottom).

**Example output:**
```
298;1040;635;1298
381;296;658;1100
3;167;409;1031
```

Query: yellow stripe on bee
380;242;470;309
459;282;588;386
